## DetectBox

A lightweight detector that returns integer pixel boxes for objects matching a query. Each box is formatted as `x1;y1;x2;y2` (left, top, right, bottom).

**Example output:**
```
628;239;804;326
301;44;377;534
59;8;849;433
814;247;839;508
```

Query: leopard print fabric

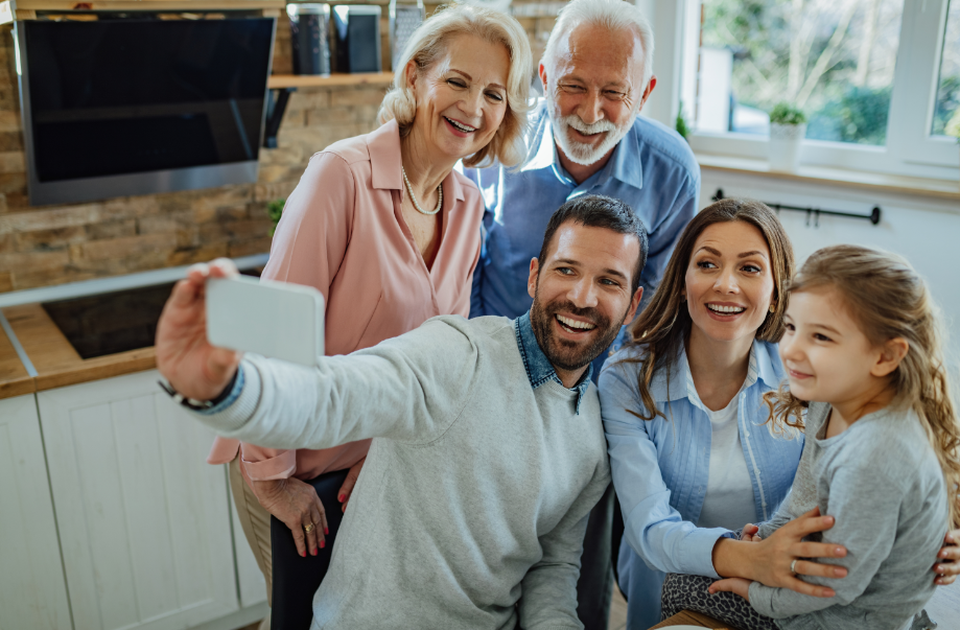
661;573;779;630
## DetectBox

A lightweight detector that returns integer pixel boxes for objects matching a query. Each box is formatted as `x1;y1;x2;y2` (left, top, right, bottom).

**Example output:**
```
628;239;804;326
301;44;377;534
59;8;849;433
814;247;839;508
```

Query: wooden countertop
1;303;156;394
0;318;34;399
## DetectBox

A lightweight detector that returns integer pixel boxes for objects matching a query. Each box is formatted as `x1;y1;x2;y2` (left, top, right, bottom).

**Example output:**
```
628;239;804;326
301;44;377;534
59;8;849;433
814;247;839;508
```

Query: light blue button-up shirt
462;101;700;321
599;340;803;629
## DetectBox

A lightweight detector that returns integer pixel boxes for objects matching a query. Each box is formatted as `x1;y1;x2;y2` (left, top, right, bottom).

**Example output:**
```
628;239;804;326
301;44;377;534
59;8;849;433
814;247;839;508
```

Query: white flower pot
768;123;807;173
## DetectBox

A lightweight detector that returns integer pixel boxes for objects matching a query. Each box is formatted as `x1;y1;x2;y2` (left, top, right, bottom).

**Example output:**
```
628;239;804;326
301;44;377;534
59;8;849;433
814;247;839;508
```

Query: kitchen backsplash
0;2;560;293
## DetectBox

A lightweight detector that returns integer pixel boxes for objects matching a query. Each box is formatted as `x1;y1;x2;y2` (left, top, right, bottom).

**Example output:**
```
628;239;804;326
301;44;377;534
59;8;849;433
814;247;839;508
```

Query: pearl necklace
401;167;442;216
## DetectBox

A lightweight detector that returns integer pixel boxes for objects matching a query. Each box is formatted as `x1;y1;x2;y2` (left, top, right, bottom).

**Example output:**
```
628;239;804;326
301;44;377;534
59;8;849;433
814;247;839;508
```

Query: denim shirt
515;311;592;413
598;340;803;629
463;101;700;321
461;102;700;379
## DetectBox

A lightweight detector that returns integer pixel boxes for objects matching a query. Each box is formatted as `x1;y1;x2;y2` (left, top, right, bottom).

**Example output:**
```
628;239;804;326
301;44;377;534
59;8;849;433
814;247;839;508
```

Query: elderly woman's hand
935;528;960;585
155;259;242;401
252;477;328;558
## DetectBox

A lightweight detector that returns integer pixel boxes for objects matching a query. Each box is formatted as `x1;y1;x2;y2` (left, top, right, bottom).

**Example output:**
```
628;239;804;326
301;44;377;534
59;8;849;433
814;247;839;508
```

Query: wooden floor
238;579;958;630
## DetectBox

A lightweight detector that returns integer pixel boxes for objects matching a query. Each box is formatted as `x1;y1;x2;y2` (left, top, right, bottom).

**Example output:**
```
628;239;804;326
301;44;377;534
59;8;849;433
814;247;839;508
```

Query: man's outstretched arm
156;259;477;449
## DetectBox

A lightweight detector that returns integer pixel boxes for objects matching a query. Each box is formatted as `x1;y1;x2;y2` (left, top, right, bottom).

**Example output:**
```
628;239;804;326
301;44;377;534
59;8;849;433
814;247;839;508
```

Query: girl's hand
934;528;960;585
709;577;753;601
741;523;762;542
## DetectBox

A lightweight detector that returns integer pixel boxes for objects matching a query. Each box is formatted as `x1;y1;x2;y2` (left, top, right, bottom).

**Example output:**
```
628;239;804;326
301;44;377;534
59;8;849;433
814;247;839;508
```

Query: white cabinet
0;394;73;630
37;370;239;630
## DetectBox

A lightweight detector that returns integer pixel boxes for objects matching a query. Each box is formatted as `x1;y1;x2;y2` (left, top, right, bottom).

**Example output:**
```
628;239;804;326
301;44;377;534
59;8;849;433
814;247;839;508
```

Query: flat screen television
15;17;276;206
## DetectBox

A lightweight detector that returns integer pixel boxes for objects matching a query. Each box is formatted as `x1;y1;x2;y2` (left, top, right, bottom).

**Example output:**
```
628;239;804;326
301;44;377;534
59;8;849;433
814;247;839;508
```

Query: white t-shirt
696;392;757;530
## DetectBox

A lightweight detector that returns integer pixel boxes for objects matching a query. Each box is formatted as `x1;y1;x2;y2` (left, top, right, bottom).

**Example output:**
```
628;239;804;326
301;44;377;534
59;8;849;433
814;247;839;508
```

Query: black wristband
159;368;239;410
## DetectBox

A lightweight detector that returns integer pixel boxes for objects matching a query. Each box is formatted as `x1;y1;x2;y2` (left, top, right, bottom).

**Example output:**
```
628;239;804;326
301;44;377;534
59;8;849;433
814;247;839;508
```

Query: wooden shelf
268;72;394;89
1;0;284;24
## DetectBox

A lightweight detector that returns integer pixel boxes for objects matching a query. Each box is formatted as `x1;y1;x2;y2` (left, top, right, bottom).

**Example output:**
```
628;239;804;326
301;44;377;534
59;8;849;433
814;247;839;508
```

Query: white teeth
556;314;596;330
446;118;476;132
707;304;746;314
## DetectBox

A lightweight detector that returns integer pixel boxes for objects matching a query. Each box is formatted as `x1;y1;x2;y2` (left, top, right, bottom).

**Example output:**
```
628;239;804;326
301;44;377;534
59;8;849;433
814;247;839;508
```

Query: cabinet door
38;370;238;630
0;394;73;630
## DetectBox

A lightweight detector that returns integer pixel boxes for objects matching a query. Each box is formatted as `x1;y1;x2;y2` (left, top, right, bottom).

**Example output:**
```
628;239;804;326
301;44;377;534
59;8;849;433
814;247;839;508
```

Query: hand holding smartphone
206;275;325;367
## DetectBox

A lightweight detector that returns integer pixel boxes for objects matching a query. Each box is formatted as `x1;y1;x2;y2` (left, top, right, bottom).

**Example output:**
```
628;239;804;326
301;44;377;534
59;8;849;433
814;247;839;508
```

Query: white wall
698;170;960;365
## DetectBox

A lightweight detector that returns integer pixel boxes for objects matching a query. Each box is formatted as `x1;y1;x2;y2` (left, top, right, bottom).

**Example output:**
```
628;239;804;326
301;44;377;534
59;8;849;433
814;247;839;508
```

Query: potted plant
768;102;807;172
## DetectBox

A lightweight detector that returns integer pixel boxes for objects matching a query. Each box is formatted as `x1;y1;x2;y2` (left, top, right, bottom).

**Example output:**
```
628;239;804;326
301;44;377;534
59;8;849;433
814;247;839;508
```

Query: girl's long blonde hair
766;245;960;528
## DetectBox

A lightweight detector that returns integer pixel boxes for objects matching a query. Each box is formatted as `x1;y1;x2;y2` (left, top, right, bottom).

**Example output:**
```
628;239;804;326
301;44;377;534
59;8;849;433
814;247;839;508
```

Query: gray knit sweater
749;402;948;630
189;314;610;629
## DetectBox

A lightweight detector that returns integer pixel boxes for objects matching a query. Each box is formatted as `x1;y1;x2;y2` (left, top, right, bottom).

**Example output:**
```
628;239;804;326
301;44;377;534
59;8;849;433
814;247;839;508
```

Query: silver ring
790;559;798;575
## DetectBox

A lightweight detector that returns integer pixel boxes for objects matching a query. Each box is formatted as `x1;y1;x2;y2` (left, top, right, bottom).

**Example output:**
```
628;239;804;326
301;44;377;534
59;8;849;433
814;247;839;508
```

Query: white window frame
642;0;960;181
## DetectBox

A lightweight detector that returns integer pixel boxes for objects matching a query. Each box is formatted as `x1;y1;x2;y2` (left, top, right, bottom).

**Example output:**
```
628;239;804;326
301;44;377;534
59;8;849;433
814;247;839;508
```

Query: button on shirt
463;101;701;323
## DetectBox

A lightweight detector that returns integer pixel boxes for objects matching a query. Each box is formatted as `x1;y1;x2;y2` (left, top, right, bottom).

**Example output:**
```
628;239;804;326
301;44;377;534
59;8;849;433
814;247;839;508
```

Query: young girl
660;244;960;630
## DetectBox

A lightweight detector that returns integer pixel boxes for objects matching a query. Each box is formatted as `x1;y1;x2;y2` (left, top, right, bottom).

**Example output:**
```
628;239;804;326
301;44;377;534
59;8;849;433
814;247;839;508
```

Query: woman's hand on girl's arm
713;507;848;597
935;529;960;585
709;577;753;601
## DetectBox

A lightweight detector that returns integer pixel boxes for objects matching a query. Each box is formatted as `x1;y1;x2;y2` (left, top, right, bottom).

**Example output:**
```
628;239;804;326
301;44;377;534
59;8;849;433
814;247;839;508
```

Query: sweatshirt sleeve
599;360;729;579
756;488;799;540
748;464;901;618
187;317;478;450
519;460;611;629
237;151;356;477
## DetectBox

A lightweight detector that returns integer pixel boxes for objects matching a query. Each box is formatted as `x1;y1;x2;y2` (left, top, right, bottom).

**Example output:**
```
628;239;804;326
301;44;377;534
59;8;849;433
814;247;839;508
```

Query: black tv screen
18;17;275;205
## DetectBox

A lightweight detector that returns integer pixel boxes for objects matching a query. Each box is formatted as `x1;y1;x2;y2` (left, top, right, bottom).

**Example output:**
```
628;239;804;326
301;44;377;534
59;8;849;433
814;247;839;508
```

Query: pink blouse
208;119;484;482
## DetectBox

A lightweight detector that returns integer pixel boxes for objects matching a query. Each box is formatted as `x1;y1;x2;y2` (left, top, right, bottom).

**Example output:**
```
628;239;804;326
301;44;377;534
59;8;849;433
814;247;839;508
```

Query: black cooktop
42;268;261;360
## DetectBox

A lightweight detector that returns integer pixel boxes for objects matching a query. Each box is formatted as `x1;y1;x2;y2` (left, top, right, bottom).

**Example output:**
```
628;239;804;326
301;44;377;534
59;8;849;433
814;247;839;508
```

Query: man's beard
550;109;636;166
530;292;627;373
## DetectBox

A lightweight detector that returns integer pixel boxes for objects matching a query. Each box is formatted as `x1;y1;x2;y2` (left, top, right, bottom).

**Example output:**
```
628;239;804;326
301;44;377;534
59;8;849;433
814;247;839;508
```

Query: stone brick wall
0;14;389;294
0;2;561;294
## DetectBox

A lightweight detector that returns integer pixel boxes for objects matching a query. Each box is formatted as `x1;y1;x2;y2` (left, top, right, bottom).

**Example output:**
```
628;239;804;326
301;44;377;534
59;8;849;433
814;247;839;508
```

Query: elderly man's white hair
542;0;655;89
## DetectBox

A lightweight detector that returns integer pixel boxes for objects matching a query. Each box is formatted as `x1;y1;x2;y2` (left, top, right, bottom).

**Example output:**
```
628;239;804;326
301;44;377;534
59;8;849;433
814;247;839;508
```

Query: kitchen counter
0;254;268;398
0;317;33;399
2;303;156;393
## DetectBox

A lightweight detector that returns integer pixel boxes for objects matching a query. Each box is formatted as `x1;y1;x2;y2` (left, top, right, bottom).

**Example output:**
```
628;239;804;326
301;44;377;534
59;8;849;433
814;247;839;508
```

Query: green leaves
769;102;807;126
267;198;285;236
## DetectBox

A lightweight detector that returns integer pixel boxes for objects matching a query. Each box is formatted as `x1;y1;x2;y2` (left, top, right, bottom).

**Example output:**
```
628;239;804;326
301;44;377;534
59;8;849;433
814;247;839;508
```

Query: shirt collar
649;338;767;404
366;119;465;202
518;102;644;192
514;312;592;414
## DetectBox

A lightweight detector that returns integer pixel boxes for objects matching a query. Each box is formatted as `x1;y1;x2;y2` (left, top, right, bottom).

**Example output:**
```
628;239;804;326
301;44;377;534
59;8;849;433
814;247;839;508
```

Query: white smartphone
206;275;325;367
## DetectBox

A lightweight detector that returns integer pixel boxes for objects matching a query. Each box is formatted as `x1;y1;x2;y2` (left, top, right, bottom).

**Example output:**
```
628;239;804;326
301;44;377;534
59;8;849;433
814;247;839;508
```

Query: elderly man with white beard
462;0;700;627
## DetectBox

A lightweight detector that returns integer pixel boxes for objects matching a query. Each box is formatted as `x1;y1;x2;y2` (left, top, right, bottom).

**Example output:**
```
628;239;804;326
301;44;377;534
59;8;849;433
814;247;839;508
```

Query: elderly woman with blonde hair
206;4;532;628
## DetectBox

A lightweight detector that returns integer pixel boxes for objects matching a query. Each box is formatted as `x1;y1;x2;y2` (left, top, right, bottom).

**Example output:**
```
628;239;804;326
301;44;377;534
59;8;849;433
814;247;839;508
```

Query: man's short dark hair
537;195;649;294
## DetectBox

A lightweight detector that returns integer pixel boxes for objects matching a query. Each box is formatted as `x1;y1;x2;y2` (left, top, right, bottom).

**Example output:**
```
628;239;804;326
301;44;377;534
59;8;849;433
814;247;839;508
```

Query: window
932;0;960;138
672;0;960;178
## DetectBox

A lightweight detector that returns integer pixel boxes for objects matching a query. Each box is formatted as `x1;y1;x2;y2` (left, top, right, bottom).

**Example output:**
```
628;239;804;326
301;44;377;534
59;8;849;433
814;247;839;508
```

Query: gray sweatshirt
189;314;610;629
749;402;948;630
